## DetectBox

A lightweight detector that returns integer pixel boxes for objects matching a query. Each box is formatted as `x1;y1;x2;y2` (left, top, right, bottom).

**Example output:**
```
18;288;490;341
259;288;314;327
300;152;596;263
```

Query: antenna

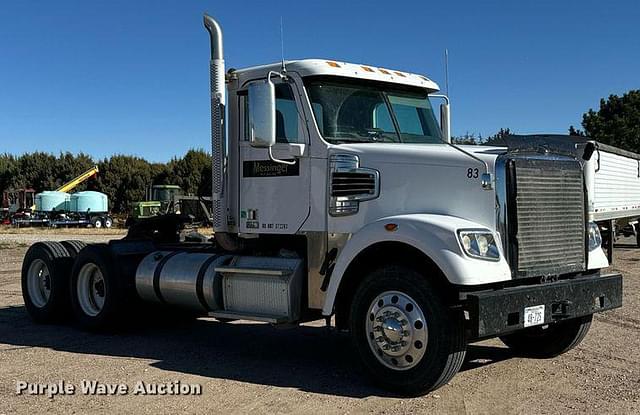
280;16;286;73
444;48;449;97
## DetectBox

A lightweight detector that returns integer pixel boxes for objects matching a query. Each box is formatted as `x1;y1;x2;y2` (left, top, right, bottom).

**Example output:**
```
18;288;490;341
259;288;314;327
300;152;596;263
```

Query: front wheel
349;266;466;396
500;315;592;358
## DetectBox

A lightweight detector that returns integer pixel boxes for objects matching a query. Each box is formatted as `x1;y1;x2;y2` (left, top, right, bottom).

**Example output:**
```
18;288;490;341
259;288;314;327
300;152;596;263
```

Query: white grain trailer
581;140;640;261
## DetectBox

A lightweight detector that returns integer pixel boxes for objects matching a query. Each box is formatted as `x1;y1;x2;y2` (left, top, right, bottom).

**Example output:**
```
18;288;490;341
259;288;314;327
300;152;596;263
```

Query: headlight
458;230;500;261
588;222;602;251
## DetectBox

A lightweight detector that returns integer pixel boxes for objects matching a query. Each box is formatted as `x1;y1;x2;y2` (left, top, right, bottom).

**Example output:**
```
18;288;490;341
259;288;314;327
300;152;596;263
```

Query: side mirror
248;79;276;148
440;102;451;143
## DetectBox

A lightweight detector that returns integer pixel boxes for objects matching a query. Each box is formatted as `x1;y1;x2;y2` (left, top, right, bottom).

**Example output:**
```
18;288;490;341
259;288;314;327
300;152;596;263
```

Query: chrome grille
510;158;586;277
331;172;377;197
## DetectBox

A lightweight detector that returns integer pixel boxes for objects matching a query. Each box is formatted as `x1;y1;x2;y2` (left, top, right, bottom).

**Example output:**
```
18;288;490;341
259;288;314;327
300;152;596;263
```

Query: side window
393;104;423;135
275;84;299;144
373;102;395;133
243;83;300;143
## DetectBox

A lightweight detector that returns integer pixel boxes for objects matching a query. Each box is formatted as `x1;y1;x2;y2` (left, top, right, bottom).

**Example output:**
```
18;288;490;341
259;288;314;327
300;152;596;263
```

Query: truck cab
20;14;622;396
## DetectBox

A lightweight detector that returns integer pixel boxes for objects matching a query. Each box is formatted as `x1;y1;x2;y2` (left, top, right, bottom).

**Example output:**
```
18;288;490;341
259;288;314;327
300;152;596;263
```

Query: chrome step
214;266;291;276
209;310;289;324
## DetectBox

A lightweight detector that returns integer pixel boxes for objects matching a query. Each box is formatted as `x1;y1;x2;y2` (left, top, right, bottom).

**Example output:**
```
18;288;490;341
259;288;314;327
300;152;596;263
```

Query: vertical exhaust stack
204;14;227;233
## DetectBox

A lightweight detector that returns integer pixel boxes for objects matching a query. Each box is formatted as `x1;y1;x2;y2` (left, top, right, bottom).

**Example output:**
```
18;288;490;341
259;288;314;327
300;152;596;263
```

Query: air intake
329;154;379;216
331;172;377;197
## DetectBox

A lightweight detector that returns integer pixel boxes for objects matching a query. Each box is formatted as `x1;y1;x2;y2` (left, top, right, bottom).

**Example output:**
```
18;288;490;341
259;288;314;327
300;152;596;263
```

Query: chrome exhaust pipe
204;14;227;232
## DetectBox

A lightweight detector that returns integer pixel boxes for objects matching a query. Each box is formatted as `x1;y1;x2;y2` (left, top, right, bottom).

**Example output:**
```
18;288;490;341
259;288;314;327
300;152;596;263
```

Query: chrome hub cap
77;263;105;316
27;259;51;308
366;291;427;370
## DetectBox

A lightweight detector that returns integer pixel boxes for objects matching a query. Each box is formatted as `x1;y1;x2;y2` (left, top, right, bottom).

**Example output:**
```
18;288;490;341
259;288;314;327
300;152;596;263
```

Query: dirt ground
0;229;638;414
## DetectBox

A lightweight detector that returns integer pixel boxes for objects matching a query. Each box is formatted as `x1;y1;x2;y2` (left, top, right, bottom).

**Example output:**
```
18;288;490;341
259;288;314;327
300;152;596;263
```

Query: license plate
524;305;545;327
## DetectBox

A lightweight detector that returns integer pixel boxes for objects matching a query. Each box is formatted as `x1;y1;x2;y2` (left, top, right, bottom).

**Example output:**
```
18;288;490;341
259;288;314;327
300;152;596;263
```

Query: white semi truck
21;15;622;395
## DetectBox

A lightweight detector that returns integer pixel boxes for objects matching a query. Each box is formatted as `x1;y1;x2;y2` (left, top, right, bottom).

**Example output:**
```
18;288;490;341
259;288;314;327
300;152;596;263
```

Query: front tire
70;244;126;330
500;315;592;358
349;265;466;396
21;242;74;323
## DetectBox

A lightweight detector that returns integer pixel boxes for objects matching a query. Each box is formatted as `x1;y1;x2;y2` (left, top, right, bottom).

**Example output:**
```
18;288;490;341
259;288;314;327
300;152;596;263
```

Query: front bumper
466;273;622;340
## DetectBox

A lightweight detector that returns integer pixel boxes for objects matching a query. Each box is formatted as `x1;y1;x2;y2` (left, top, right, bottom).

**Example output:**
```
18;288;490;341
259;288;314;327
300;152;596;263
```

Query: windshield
305;77;443;144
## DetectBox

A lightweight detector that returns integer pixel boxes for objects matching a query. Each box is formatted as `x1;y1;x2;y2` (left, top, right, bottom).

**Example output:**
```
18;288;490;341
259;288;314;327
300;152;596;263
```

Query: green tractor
130;185;183;220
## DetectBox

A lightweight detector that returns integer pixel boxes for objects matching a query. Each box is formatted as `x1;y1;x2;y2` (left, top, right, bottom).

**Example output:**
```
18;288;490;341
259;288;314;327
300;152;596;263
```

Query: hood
333;143;506;168
328;143;507;233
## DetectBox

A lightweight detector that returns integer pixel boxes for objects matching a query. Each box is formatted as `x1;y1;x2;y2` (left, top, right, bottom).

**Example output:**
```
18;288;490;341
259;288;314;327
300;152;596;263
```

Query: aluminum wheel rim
104;218;112;228
27;259;51;308
77;263;106;316
94;220;102;228
366;290;428;370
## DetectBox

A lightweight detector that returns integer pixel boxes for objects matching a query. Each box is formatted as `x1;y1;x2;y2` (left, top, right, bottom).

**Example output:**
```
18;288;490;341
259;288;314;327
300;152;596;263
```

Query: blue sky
1;1;638;161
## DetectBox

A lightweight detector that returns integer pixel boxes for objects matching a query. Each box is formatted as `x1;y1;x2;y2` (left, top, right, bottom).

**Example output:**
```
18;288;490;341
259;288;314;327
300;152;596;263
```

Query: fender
321;213;512;316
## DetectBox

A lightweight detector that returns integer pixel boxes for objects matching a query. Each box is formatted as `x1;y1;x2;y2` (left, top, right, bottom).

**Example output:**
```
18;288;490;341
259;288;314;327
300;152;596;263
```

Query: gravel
0;230;638;414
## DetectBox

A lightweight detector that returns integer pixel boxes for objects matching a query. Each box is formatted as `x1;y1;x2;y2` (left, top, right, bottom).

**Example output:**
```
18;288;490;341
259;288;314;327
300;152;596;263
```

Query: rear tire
349;265;466;396
21;242;74;323
60;240;87;258
103;217;113;228
500;315;592;358
70;244;127;331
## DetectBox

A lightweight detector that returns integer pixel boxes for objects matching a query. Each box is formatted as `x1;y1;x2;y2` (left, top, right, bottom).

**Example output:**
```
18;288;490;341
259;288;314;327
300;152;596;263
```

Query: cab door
238;79;311;234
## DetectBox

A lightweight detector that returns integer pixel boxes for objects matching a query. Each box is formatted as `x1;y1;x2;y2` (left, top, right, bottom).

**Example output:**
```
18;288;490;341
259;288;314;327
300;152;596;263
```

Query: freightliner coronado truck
21;15;622;395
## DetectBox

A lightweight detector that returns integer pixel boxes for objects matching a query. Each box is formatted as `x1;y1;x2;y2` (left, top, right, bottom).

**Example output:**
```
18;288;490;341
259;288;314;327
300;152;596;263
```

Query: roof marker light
361;66;375;72
394;71;406;77
379;69;391;75
326;61;341;68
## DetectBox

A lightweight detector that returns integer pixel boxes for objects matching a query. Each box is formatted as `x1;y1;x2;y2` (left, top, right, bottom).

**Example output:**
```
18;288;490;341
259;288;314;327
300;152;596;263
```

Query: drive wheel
500;315;592;358
60;240;87;258
21;242;74;323
70;244;126;330
103;217;113;229
349;265;466;396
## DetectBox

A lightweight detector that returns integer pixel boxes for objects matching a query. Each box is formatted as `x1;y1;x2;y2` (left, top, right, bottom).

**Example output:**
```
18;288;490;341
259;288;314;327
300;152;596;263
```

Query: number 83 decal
466;168;479;179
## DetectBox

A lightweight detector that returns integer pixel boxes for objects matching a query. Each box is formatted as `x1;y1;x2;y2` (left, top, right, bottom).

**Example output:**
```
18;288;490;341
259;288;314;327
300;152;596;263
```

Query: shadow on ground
0;305;516;398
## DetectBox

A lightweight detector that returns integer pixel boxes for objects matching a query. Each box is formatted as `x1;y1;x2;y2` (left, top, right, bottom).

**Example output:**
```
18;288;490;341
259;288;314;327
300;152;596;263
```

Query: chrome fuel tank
136;251;232;311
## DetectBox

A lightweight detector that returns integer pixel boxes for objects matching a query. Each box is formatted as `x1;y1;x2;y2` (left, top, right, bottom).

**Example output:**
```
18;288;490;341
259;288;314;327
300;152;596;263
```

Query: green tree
0;154;19;193
170;149;211;197
580;90;640;151
18;152;58;192
452;132;479;145
96;155;154;213
54;152;96;191
483;128;512;145
568;125;585;136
